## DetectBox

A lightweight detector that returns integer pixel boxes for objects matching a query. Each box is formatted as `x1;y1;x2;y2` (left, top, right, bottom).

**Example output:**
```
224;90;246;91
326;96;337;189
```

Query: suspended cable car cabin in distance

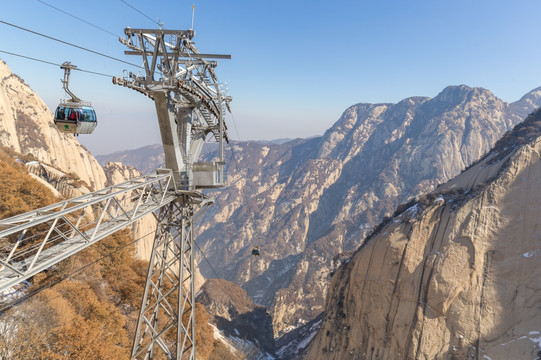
53;61;97;135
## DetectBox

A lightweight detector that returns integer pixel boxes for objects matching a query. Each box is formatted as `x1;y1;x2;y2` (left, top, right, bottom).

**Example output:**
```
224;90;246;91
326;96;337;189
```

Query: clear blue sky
1;0;540;155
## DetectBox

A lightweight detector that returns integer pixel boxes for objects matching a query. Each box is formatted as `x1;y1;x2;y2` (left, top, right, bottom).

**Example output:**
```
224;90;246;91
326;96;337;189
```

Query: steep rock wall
0;60;106;190
197;86;541;336
304;113;541;360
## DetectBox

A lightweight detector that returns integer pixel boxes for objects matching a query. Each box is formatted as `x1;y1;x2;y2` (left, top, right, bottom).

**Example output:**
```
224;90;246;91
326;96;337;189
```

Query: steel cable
0;49;114;77
36;0;120;38
0;19;141;69
120;0;161;27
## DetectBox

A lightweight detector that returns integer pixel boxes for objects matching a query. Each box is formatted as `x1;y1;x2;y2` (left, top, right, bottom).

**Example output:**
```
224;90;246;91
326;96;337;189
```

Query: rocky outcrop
25;161;92;198
303;110;541;360
0;60;107;190
197;278;276;356
102;161;142;187
195;85;541;336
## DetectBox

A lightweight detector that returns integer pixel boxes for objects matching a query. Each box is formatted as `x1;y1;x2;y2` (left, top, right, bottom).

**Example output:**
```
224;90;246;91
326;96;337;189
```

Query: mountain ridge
303;108;541;359
101;84;541;336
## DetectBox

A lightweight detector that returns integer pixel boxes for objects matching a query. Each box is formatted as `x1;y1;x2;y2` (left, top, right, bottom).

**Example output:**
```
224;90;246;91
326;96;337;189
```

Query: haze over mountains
98;84;541;338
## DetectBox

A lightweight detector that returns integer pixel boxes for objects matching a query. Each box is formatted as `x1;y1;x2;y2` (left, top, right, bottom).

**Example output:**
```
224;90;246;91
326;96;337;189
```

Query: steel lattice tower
131;195;206;359
115;28;231;359
0;26;230;360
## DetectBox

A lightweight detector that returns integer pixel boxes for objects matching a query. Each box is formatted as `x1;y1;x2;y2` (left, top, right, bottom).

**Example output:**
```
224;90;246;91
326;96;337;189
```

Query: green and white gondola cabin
54;101;97;134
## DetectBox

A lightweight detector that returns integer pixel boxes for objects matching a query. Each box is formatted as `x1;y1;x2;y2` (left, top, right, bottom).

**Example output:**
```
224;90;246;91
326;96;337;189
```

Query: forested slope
0;149;237;359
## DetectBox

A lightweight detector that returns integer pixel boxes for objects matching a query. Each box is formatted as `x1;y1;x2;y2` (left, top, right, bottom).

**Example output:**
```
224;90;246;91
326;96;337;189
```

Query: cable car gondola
252;246;260;256
54;62;97;135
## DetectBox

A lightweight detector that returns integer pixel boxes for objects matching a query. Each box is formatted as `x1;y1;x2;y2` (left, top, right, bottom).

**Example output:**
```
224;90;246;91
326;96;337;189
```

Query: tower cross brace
116;27;231;359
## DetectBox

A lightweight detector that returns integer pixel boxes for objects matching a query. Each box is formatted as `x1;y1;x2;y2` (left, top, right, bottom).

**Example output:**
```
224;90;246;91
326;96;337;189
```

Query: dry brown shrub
0;149;56;219
0;149;239;359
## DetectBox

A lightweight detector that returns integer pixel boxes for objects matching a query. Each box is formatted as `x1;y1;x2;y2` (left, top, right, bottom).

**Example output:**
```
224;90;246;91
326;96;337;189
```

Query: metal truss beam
123;51;232;59
114;26;231;359
131;196;208;360
115;27;231;190
0;170;178;292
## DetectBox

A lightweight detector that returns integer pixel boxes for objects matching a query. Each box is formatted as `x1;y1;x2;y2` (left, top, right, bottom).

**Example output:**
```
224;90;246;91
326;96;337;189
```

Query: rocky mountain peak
509;86;541;120
423;85;500;122
517;86;541;104
304;109;541;360
436;84;490;101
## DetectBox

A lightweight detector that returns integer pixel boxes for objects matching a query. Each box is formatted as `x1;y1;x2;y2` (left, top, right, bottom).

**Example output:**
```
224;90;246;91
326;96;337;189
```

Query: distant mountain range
96;144;165;175
95;139;296;174
94;84;541;339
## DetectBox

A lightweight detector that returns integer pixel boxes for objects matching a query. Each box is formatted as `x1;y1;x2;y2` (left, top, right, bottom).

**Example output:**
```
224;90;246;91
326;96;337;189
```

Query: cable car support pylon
0;26;231;360
114;27;231;359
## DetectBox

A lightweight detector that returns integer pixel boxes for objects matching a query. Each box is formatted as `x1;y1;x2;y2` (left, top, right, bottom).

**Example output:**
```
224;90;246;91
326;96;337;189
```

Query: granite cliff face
0;60;106;190
97;84;541;337
0;59;157;262
194;85;541;336
304;109;541;360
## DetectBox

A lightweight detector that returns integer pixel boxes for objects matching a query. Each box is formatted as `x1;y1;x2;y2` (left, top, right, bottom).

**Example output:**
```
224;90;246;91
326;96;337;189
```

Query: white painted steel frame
115;28;230;190
131;198;205;360
0;171;175;292
114;27;230;359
